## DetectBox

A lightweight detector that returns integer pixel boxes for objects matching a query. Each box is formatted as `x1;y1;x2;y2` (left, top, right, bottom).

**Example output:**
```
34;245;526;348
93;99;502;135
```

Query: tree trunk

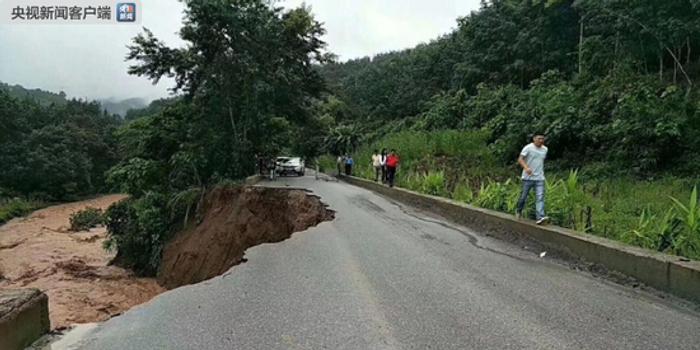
674;47;678;84
663;46;693;94
659;52;663;82
614;31;620;67
639;33;648;74
687;36;691;66
579;16;585;75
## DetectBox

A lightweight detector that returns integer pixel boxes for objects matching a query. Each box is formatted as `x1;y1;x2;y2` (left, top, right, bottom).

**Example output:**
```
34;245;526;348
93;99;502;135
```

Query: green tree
103;0;330;274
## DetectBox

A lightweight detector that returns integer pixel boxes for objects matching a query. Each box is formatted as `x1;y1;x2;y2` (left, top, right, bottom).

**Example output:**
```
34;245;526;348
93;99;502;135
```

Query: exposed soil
0;195;164;330
158;186;335;289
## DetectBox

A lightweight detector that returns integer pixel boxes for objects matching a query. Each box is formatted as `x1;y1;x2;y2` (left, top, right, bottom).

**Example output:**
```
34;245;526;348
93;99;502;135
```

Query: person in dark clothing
380;149;388;183
256;154;265;175
345;155;354;176
386;149;399;187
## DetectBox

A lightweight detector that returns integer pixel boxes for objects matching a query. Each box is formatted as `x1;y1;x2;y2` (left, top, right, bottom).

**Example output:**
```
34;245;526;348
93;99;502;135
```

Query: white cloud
281;0;481;60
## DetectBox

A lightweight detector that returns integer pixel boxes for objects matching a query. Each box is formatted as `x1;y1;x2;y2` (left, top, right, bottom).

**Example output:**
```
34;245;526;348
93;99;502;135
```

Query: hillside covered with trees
318;0;700;176
0;88;123;222
316;0;700;260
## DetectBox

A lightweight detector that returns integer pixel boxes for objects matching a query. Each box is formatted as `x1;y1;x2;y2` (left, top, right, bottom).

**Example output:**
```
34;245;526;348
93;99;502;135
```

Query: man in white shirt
516;133;550;225
371;150;382;182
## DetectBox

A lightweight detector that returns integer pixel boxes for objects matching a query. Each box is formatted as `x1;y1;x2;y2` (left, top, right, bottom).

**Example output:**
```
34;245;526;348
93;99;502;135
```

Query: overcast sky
0;0;481;102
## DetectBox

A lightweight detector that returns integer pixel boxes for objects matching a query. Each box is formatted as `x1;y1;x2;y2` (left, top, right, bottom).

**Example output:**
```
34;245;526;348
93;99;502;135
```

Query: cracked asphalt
73;174;700;349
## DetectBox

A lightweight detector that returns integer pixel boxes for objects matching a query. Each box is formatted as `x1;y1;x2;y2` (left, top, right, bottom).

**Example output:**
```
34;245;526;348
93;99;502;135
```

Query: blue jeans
517;180;546;220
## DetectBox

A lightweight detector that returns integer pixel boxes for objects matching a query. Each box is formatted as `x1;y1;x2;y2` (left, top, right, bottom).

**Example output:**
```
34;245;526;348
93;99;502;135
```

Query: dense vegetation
319;0;700;175
0;197;40;225
0;87;122;220
101;0;329;274
0;82;69;107
0;87;123;222
69;207;105;232
315;0;700;260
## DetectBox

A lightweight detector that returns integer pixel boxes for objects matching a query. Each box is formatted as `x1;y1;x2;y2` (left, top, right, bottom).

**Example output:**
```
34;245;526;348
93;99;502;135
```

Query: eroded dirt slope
159;186;334;289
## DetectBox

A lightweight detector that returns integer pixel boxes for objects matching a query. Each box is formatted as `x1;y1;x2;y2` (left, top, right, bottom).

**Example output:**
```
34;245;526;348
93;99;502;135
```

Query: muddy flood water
0;195;164;330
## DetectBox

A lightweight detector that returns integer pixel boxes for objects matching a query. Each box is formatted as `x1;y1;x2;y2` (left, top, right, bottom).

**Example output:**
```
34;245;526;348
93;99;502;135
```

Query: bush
621;209;679;253
545;170;591;231
669;187;700;260
103;193;170;276
420;171;447;197
451;182;474;203
0;198;37;224
69;207;104;231
317;155;337;174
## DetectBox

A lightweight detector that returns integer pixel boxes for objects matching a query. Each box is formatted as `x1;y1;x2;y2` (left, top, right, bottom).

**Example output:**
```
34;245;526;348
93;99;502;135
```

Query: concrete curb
244;175;264;185
341;175;700;304
0;289;50;350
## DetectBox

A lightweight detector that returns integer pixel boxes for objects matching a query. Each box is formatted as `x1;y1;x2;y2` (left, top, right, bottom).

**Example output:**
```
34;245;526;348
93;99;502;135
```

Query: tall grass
669;187;700;259
352;130;507;188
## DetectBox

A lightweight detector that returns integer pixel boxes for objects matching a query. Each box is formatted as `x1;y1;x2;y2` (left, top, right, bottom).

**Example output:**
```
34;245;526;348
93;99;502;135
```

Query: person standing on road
336;155;344;176
516;133;550;225
256;154;265;175
386;149;399;188
371;150;382;182
380;149;388;183
345;155;354;176
267;156;277;180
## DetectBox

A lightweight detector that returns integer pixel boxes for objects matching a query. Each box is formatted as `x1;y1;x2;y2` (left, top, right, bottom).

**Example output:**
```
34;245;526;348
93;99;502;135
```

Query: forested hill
0;82;149;116
317;0;700;175
0;82;69;106
0;87;123;200
99;97;147;116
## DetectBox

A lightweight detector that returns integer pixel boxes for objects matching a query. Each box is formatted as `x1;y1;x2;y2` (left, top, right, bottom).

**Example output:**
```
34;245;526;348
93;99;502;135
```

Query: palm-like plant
669;186;700;260
323;124;362;155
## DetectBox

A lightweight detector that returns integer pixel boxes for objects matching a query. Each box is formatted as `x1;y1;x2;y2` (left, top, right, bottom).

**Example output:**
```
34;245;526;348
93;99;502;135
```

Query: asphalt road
74;174;700;350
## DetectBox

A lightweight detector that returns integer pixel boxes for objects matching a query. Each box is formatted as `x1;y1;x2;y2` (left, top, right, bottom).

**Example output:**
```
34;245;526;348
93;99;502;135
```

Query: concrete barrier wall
342;175;700;304
0;289;50;350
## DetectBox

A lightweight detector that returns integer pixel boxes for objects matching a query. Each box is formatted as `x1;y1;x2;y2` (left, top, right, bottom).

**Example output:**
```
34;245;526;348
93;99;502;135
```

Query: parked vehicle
275;157;305;176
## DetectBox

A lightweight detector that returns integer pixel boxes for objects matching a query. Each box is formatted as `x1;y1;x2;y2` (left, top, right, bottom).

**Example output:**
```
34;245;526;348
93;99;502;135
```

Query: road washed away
158;186;335;289
1;185;334;338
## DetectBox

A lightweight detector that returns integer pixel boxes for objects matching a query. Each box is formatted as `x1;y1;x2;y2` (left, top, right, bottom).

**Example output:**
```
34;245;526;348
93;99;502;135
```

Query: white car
275;157;305;176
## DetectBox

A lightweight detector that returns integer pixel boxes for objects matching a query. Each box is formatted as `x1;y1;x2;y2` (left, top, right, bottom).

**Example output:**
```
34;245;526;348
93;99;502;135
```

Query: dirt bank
159;186;335;289
0;195;164;330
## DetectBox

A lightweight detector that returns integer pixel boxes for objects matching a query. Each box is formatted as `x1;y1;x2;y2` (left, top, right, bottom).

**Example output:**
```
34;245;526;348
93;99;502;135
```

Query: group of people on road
336;132;551;225
255;154;276;177
337;149;400;187
371;149;400;187
336;155;355;177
